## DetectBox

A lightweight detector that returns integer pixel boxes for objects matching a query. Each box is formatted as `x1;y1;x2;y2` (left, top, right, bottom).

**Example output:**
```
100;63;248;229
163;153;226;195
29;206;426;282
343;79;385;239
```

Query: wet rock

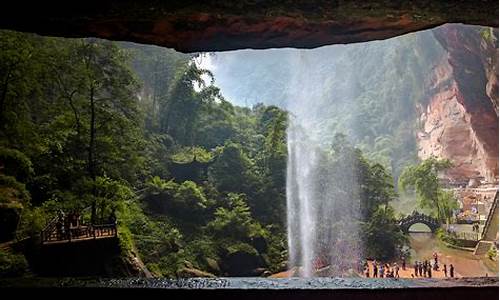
278;260;288;272
222;244;264;276
252;267;267;276
176;267;216;278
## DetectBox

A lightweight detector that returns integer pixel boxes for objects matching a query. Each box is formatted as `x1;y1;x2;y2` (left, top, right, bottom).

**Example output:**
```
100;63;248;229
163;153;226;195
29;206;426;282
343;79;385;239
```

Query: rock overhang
0;0;497;52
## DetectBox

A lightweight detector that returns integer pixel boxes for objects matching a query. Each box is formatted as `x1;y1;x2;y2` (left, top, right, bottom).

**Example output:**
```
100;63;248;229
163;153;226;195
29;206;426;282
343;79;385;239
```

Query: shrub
487;247;497;261
437;228;464;246
0;249;28;277
16;206;47;239
0;147;33;181
0;175;30;204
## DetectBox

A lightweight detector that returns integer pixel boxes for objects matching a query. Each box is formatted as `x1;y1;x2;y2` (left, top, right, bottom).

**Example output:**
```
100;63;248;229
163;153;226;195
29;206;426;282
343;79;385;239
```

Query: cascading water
285;51;363;277
286;123;363;277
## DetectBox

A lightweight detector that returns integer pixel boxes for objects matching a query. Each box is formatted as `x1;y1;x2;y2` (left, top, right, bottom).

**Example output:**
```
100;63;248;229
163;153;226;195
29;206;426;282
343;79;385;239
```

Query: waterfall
285;51;363;277
286;117;364;277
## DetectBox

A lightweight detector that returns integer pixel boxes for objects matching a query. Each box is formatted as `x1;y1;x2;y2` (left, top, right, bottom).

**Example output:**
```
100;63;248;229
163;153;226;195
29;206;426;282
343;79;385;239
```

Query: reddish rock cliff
417;25;498;183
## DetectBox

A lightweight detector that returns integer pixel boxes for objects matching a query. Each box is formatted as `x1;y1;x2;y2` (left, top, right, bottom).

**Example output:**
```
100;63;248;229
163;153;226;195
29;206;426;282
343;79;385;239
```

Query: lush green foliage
203;32;445;181
0;30;289;277
0;249;28;277
487;246;497;261
399;157;455;222
363;206;407;261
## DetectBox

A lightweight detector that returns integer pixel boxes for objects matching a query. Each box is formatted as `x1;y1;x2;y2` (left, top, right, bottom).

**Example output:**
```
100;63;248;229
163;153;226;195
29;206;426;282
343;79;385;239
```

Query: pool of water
1;277;497;289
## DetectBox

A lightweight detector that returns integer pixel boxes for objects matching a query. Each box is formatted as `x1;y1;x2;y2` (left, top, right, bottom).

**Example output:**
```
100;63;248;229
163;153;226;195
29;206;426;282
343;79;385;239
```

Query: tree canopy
399;157;454;222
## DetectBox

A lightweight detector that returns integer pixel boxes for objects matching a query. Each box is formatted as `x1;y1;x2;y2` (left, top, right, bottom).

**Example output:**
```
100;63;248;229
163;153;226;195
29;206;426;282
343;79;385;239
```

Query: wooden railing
40;216;59;243
41;223;117;244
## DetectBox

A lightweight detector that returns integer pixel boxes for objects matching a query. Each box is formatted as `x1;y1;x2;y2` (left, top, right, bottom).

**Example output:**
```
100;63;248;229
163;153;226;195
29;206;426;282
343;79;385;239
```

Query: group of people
412;252;455;278
362;252;456;279
55;210;82;240
364;260;402;278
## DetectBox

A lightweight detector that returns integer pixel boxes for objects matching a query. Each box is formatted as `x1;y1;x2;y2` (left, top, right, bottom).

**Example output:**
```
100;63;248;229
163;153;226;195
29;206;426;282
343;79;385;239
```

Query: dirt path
407;232;496;277
361;233;497;279
271;233;498;278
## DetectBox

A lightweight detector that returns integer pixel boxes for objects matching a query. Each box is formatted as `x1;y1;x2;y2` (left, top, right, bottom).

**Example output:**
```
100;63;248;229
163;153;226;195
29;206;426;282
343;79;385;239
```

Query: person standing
394;263;400;278
443;264;448;277
450;264;455;278
56;218;63;240
373;261;378;278
379;264;385;278
414;261;418;277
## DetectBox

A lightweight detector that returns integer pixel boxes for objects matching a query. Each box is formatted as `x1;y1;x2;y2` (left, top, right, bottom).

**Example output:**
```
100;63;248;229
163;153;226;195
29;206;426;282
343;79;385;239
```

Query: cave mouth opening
0;19;498;283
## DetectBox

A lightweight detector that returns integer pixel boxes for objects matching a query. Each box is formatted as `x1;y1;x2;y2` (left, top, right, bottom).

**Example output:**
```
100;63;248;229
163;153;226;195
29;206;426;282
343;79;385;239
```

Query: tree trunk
0;70;12;127
435;190;442;223
88;84;97;224
68;91;81;136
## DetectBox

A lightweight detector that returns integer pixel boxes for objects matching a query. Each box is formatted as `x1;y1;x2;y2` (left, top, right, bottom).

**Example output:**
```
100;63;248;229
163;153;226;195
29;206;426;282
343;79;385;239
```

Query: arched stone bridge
399;211;441;233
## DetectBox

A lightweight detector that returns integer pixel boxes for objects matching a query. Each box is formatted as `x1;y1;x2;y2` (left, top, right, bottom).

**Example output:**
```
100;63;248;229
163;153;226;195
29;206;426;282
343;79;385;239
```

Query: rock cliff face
417;24;498;183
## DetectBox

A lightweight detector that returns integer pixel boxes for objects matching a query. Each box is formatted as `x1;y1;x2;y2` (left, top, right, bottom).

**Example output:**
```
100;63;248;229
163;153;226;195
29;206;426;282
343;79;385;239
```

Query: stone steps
473;241;494;256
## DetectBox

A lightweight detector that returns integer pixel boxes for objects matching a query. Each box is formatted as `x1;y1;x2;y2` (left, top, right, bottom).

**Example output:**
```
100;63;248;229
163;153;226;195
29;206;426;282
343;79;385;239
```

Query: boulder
278;260;288;272
262;270;272;277
205;257;220;274
222;243;264;276
182;260;194;269
252;267;267;276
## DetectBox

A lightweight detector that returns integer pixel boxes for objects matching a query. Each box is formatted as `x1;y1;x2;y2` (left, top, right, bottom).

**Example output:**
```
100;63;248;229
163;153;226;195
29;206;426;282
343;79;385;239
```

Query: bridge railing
399;212;441;232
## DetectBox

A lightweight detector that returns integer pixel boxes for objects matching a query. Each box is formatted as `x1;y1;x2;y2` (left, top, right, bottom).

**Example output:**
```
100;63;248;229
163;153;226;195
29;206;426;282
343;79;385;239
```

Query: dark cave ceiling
0;0;497;52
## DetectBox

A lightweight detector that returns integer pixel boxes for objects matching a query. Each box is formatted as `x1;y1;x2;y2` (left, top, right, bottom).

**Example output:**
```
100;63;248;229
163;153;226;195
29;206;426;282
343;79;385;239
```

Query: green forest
1;30;412;278
199;31;445;182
